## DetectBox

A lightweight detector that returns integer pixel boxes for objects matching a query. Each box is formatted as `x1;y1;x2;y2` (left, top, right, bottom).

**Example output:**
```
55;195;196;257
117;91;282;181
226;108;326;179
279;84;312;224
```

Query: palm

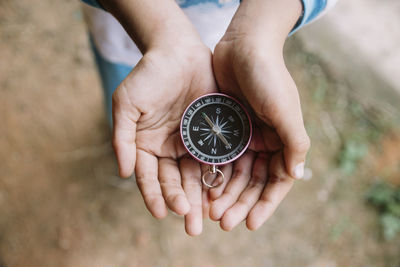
112;46;217;235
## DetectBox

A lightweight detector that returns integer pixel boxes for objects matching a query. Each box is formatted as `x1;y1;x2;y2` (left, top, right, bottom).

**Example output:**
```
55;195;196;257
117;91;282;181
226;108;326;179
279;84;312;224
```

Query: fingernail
293;162;305;179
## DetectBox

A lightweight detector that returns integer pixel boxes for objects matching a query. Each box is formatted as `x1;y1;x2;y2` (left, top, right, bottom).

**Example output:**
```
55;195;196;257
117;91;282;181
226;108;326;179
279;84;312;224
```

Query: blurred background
0;0;399;266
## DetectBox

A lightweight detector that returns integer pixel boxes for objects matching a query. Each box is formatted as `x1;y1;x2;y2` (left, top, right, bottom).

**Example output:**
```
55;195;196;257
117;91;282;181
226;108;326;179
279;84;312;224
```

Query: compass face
180;93;252;165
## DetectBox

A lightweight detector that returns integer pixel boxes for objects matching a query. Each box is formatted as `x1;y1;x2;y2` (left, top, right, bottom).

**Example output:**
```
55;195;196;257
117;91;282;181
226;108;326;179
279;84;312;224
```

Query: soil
0;0;399;266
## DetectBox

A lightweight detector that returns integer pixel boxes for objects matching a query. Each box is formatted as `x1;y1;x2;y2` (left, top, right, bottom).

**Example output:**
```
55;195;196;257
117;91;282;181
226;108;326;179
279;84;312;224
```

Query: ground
0;1;399;267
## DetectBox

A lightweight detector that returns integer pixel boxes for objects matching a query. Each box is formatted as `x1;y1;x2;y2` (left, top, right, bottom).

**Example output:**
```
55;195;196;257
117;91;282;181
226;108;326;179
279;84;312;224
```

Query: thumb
112;84;140;178
274;110;310;180
247;65;310;180
266;81;310;180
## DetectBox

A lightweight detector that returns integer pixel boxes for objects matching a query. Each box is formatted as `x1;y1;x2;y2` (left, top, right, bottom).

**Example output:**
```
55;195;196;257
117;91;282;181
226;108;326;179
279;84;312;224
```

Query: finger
278;119;310;180
199;164;212;219
265;75;310;180
159;158;190;215
202;185;211;220
209;151;255;221
220;152;269;231
242;64;310;179
180;157;203;236
112;84;141;178
135;149;168;219
209;163;233;201
198;164;211;219
246;151;294;230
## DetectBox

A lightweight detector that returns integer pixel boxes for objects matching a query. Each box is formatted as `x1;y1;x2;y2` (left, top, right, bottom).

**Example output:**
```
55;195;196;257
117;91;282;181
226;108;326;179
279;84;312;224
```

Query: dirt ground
1;1;399;267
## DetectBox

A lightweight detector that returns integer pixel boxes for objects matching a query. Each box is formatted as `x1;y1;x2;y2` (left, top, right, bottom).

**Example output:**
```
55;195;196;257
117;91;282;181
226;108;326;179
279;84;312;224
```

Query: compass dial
180;93;252;165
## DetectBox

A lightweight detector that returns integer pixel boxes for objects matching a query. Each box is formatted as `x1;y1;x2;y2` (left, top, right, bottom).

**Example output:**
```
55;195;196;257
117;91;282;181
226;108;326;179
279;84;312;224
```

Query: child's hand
209;0;310;231
99;0;218;236
112;43;216;236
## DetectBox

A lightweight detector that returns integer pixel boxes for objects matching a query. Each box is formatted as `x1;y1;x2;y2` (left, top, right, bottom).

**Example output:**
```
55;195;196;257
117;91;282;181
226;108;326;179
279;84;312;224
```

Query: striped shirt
81;0;337;66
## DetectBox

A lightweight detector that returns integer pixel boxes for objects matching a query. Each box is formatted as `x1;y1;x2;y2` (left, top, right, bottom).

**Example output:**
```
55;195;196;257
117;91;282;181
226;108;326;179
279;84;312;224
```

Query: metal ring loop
201;169;225;188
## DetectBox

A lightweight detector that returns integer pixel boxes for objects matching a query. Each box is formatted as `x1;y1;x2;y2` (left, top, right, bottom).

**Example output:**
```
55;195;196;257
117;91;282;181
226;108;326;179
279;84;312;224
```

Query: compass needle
217;132;231;149
202;112;216;129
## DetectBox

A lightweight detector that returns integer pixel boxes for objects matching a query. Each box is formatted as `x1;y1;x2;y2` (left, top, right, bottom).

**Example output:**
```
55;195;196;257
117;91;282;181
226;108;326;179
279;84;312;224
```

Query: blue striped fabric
292;0;327;33
88;34;132;124
81;0;329;34
178;0;227;8
81;0;104;9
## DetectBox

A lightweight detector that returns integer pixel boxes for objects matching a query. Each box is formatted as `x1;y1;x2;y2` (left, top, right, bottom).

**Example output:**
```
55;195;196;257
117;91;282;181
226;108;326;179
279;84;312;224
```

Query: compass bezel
180;93;252;166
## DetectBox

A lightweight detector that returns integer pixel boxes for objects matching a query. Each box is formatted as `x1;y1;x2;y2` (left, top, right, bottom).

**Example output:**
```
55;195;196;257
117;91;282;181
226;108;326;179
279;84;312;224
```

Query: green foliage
338;139;368;175
366;182;400;240
336;101;378;175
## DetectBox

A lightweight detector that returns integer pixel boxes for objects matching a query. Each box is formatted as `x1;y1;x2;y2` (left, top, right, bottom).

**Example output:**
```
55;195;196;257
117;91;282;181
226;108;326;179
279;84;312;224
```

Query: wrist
216;32;285;72
144;41;212;78
99;0;203;53
147;27;204;54
222;0;302;51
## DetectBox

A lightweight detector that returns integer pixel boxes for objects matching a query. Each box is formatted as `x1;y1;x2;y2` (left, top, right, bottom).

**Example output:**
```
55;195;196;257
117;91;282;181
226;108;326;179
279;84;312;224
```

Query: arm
224;0;303;49
98;0;202;53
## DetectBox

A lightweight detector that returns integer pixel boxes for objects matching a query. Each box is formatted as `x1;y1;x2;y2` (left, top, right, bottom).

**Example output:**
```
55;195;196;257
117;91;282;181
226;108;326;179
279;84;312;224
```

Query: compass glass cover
181;94;252;165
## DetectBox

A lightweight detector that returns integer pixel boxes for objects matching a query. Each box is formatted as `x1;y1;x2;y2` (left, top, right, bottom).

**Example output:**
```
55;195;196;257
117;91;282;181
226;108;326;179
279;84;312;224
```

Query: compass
180;93;252;188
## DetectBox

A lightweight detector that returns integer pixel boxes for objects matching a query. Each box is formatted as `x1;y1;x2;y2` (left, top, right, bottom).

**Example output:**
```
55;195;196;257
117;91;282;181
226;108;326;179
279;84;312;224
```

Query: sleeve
81;0;105;10
290;0;338;34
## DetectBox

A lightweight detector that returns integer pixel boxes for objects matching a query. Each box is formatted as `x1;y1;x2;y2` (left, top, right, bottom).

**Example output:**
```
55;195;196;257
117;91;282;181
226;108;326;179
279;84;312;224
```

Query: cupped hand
112;43;217;235
209;34;310;231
